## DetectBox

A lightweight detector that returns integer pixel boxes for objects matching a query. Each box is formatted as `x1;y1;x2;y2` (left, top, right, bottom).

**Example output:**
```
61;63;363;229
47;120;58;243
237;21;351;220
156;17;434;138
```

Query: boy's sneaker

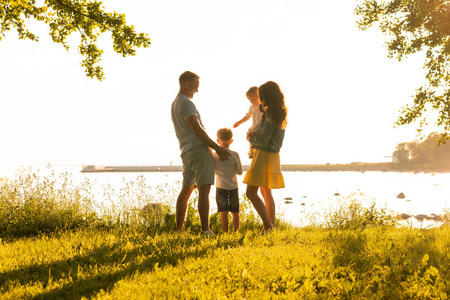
201;230;215;237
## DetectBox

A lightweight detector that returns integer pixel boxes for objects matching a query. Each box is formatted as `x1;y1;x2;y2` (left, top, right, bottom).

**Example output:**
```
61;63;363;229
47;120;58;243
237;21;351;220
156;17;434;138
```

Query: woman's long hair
258;81;287;129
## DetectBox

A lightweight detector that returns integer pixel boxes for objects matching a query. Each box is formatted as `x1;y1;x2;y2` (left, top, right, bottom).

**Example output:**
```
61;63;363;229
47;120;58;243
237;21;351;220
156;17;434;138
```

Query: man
171;71;230;235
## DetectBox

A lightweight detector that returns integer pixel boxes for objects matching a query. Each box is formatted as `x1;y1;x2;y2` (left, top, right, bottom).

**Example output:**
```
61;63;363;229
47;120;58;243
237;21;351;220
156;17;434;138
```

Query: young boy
233;86;263;158
212;128;243;232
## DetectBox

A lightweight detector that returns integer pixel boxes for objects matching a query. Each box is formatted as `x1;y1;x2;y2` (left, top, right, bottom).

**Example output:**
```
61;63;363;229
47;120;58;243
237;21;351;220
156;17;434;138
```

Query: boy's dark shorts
216;187;239;213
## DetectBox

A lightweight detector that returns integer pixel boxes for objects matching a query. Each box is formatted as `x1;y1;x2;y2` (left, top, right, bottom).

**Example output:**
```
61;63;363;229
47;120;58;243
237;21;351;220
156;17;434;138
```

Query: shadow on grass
330;230;371;273
0;232;223;299
329;228;448;276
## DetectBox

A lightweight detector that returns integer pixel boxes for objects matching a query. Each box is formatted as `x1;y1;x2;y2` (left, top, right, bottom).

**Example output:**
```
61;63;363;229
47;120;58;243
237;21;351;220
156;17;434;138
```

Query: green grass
2;169;450;299
2;227;450;299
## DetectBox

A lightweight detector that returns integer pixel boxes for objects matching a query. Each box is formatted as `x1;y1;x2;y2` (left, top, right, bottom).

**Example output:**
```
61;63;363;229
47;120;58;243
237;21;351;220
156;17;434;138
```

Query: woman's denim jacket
250;114;285;153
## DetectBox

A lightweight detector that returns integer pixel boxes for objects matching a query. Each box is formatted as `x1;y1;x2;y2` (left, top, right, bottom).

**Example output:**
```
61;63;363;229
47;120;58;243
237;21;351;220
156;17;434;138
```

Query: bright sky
0;0;436;175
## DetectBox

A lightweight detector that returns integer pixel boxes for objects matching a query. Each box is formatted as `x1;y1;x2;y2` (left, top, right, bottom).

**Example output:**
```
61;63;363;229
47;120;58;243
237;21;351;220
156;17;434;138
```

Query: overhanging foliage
356;0;450;144
0;0;151;80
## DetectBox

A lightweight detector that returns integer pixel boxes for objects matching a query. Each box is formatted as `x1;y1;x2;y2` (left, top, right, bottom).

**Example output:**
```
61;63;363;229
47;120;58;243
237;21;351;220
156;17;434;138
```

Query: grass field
2;226;450;299
1;169;450;299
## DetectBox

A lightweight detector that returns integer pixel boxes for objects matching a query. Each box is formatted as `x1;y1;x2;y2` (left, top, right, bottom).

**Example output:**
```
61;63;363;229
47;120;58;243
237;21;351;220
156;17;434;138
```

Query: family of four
171;71;287;235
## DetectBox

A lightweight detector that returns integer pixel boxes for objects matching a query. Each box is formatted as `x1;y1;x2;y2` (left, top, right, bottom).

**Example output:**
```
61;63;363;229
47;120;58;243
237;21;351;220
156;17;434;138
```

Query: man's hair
217;128;233;141
246;86;258;97
179;71;200;85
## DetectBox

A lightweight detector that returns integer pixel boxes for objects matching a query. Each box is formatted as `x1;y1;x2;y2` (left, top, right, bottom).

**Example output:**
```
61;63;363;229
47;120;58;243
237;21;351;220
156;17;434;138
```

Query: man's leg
176;185;195;231
260;187;275;226
197;184;211;232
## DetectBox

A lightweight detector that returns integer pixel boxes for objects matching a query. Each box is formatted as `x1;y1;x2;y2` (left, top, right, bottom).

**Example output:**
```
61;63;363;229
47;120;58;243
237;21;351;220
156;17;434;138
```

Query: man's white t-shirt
171;93;205;156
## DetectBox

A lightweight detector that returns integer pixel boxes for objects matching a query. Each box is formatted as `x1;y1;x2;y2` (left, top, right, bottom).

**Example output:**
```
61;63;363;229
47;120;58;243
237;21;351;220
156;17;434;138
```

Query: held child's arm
186;115;231;161
233;115;251;128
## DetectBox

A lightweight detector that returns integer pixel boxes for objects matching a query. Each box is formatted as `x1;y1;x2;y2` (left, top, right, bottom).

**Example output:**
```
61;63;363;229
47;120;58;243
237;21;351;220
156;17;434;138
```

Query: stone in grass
140;203;175;226
141;202;165;217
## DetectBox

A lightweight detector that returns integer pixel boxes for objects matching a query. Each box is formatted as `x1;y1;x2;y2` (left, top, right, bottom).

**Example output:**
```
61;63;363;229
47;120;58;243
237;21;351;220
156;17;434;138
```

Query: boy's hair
179;71;199;85
246;86;258;97
217;128;233;141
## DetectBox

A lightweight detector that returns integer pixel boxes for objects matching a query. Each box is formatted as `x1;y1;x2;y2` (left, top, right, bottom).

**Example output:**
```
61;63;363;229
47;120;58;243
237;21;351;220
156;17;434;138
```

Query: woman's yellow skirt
243;149;285;189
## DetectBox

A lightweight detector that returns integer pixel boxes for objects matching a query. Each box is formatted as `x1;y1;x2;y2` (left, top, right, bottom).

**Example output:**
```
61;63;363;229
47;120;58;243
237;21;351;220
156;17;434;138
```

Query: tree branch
53;0;103;25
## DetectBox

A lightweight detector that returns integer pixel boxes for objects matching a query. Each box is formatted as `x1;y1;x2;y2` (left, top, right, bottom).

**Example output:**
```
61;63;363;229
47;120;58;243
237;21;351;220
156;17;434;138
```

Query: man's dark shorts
181;146;215;186
216;187;239;213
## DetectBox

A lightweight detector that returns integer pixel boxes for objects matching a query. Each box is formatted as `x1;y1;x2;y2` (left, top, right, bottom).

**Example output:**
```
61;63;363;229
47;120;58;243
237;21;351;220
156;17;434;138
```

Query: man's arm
186;115;231;161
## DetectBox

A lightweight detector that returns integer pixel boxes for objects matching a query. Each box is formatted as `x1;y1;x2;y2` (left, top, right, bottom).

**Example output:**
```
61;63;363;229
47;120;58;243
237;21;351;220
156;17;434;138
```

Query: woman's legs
260;187;275;226
246;185;273;230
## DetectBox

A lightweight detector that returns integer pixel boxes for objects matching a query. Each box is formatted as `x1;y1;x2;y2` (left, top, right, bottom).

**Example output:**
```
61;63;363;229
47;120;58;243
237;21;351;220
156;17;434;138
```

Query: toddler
233;86;263;158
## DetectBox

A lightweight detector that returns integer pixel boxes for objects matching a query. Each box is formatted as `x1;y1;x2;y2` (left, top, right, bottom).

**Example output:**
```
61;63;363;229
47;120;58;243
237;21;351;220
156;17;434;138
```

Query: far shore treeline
393;132;450;170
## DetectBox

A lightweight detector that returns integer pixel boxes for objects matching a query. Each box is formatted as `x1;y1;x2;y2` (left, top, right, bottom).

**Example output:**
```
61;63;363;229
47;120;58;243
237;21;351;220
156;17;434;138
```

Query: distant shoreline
81;163;450;173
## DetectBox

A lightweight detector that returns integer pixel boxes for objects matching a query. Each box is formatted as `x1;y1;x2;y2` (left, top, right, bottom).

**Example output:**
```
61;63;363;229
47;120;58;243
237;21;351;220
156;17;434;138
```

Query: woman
243;81;287;232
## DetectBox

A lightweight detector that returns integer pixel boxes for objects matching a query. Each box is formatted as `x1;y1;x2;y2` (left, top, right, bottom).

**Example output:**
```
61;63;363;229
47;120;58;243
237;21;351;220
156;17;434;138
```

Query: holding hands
215;145;231;161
